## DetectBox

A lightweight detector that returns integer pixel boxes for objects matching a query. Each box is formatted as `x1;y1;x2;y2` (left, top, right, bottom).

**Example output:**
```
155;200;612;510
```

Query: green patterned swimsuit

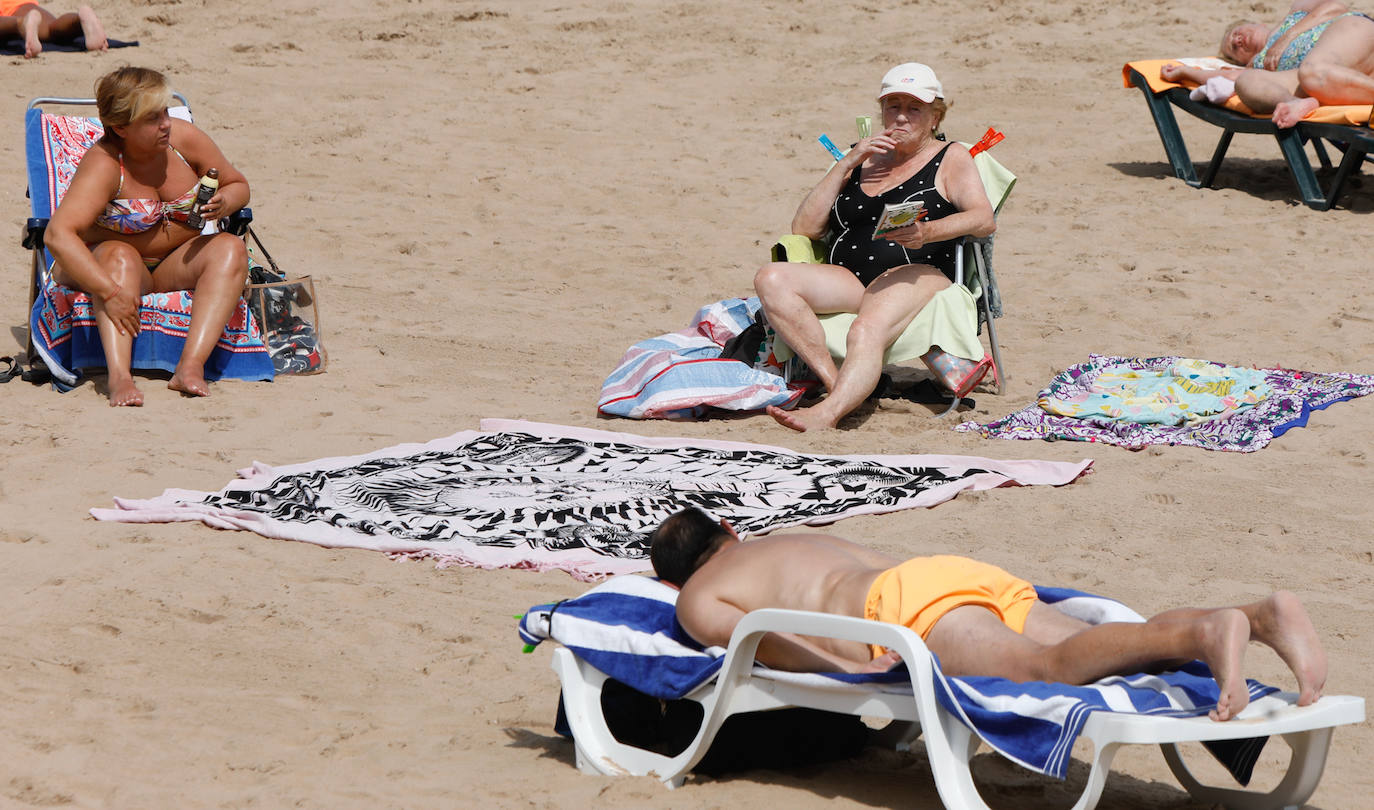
1251;10;1374;70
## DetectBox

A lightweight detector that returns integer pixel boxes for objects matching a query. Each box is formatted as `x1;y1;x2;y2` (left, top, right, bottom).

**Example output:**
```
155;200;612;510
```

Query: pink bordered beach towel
92;419;1091;580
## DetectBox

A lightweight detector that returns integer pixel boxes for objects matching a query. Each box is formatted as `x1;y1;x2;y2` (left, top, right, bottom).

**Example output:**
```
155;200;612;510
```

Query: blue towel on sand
0;37;136;56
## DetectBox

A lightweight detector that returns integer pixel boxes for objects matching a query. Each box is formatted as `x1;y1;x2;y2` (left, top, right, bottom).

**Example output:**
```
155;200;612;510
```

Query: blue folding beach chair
19;95;273;390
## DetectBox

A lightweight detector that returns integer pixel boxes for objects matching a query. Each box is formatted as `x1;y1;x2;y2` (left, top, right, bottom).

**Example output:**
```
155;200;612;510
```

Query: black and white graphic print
94;421;1088;579
205;430;985;561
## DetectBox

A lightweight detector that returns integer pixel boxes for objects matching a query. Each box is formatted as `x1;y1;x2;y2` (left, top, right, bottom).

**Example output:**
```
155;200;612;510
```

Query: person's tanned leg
1272;18;1374;126
76;5;105;50
80;243;153;406
1234;68;1302;115
768;264;946;432
753;261;863;394
927;603;1254;720
151;233;250;397
1147;590;1327;705
21;7;42;57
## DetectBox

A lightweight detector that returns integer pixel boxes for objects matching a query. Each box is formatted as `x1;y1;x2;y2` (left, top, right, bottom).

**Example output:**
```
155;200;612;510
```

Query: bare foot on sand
22;8;42;58
108;375;144;407
1273;97;1319;129
1198;608;1251;721
766;404;835;432
78;5;106;51
168;369;210;397
1252;590;1328;706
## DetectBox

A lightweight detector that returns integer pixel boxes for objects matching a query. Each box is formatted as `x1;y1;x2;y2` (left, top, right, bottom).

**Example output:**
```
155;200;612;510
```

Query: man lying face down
649;507;1327;721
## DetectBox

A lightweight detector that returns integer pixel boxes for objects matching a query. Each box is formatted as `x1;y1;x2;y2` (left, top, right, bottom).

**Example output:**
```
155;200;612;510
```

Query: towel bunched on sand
957;355;1374;451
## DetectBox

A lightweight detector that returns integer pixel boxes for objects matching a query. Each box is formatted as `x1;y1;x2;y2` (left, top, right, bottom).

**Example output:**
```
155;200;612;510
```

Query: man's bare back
676;533;898;668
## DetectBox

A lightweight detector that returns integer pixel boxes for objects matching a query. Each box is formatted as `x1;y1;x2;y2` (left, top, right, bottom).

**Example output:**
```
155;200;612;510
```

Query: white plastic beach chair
523;577;1365;810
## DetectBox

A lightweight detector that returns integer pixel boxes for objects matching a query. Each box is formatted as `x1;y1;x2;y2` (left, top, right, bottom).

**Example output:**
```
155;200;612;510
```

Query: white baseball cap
877;63;945;103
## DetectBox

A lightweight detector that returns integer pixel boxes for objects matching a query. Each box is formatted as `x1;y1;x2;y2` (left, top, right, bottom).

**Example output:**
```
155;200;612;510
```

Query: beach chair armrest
23;218;47;251
223;207;253;236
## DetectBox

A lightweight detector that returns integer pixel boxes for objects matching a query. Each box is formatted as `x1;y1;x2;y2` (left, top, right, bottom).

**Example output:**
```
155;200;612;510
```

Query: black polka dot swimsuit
827;143;958;286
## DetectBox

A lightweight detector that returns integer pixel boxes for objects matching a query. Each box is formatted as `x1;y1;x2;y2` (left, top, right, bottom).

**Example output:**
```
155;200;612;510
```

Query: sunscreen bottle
187;167;219;229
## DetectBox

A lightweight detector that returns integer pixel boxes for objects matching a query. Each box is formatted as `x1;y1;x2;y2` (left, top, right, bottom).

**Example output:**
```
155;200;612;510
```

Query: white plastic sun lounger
522;576;1364;810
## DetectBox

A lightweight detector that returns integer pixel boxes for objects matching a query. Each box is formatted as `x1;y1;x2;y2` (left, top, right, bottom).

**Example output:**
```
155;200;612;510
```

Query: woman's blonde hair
95;67;174;135
930;97;949;138
1219;20;1253;64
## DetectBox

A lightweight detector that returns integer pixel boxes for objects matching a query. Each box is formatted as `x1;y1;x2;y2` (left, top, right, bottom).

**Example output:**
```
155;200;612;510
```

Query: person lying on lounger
44;66;251;405
754;62;995;433
650;506;1328;722
0;1;105;58
1160;0;1374;127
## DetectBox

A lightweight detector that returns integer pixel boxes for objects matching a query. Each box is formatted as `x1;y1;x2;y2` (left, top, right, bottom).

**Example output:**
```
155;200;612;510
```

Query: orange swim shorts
0;2;37;17
864;555;1038;658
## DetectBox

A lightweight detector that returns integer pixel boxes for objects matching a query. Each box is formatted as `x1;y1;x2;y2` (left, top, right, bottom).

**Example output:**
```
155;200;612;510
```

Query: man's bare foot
108;376;144;407
852;650;903;674
78;5;106;51
22;8;42;58
1273;97;1319;128
168;369;210;397
1198;609;1251;721
766;404;835;432
1251;591;1327;706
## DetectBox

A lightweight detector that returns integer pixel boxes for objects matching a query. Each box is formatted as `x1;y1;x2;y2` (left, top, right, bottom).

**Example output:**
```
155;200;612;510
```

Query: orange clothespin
967;127;1005;158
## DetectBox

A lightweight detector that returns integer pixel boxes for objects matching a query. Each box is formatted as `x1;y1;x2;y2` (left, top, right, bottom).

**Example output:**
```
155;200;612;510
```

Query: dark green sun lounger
1125;65;1374;210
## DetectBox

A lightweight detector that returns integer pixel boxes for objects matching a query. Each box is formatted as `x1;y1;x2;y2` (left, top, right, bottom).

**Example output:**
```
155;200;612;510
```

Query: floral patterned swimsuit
94;147;198;267
1251;10;1374;70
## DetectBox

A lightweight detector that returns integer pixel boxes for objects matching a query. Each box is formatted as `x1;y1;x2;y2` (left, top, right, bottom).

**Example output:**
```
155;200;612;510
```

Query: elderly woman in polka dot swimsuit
754;63;995;432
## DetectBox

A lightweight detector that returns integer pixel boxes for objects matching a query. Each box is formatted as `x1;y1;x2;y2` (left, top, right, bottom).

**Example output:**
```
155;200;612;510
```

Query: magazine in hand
873;200;925;237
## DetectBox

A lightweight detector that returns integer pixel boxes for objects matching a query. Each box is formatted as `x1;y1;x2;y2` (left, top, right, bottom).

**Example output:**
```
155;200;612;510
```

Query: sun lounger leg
1160;727;1334;810
1065;741;1124;810
1319;144;1368;211
551;648;692;784
1131;77;1201;185
923;705;996;810
1273;130;1327;209
1198;130;1235;189
1311;138;1334;170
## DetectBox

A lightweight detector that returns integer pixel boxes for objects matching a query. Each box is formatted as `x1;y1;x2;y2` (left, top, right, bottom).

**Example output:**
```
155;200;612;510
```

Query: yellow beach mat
1123;59;1373;126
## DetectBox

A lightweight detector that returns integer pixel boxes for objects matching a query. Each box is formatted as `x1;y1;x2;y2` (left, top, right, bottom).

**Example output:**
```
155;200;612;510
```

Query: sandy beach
2;0;1371;806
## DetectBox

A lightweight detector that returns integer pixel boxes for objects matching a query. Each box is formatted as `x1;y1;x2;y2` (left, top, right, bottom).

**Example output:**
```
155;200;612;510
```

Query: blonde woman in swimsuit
0;1;105;58
1163;0;1374;127
45;67;251;406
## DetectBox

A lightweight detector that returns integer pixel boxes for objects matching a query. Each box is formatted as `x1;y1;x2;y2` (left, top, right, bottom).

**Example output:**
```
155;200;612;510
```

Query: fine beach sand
2;0;1372;807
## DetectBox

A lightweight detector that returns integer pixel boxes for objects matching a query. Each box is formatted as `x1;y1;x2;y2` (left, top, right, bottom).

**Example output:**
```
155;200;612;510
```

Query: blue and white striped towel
520;574;1275;782
598;297;804;419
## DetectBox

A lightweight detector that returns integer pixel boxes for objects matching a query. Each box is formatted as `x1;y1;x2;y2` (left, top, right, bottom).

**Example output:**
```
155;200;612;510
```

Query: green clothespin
516;613;536;653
